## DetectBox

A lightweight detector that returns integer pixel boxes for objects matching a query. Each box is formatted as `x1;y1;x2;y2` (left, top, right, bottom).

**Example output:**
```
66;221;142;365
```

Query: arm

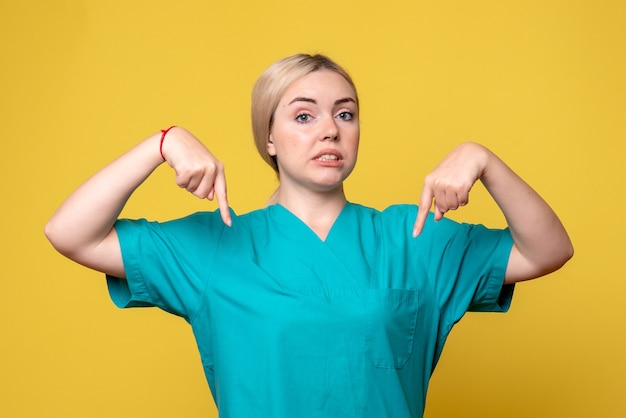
413;142;573;284
44;127;231;278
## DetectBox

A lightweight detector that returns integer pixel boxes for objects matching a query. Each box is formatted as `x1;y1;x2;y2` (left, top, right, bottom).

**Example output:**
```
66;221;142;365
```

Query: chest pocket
365;288;419;369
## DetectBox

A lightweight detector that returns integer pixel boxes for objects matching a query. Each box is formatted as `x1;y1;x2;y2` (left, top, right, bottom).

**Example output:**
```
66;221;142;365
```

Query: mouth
313;149;343;162
314;154;341;162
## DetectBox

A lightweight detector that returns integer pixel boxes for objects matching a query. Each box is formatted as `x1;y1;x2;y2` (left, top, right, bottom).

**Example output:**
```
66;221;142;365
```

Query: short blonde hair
251;54;359;173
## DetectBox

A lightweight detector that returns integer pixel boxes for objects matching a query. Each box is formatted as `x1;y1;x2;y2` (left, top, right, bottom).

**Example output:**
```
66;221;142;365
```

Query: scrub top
107;202;514;418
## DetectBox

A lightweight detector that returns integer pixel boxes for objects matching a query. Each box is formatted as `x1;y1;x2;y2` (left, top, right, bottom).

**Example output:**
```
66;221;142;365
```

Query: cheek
346;128;360;150
275;131;311;152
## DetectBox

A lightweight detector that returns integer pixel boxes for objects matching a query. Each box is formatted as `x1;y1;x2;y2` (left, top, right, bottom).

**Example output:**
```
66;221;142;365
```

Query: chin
313;179;346;193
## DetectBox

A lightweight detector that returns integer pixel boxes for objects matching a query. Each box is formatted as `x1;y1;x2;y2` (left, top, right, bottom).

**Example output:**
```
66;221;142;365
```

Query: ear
267;134;277;156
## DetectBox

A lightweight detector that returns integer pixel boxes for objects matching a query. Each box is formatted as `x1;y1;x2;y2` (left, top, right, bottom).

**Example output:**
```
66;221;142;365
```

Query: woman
45;54;573;417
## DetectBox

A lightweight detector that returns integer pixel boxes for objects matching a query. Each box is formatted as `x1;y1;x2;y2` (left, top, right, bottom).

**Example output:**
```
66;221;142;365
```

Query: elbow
44;219;63;254
542;239;574;277
44;219;57;248
558;240;575;269
507;239;574;284
557;232;575;266
44;218;76;259
541;223;575;274
564;240;575;263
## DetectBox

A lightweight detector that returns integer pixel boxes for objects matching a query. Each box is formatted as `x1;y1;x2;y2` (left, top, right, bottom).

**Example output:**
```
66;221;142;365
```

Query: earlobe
267;134;276;156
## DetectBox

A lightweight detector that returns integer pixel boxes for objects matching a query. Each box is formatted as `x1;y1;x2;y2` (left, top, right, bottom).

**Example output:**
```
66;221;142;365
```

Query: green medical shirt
107;202;514;417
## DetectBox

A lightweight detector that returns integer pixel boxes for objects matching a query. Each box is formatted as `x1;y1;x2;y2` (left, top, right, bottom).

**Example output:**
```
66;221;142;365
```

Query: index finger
413;185;433;237
212;169;231;227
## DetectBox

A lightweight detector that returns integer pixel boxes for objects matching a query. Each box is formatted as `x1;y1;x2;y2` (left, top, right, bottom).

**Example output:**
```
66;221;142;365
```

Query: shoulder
347;202;487;245
381;203;419;219
347;202;420;227
341;203;421;244
347;202;417;216
165;206;270;228
220;206;273;244
116;209;247;242
233;206;272;227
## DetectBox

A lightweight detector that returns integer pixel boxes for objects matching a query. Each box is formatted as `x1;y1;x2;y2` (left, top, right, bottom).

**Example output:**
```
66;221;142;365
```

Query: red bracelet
159;125;177;161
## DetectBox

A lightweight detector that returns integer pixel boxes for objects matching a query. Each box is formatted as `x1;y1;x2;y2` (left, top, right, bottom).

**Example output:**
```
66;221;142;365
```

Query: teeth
315;154;339;161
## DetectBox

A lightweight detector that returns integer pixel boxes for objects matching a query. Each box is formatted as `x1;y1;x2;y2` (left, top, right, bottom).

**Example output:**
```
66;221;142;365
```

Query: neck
277;185;347;240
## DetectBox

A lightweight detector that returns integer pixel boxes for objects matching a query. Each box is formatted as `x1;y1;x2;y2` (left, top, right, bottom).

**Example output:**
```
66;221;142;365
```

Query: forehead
280;70;357;103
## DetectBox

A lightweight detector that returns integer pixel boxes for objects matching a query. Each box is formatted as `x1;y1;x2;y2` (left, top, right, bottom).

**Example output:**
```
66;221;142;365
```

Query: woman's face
268;70;360;194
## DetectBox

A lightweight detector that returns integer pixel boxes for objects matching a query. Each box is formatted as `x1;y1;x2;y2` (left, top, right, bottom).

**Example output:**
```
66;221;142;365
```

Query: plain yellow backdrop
1;0;624;417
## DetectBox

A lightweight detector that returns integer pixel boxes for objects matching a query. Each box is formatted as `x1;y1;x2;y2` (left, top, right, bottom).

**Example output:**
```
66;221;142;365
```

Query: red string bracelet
159;125;177;161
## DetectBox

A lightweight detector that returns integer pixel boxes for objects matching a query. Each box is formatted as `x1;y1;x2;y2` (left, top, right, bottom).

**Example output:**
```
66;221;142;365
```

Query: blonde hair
251;54;359;174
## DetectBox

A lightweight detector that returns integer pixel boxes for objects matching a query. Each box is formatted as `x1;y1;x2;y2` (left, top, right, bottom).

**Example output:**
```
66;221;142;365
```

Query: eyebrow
288;97;356;106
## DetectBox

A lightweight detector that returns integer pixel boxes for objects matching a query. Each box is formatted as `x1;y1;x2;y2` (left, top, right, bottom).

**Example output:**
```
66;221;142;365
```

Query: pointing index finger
413;185;433;237
213;169;231;227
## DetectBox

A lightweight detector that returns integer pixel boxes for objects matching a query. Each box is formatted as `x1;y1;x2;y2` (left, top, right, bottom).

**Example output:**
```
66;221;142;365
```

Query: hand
161;127;232;226
413;142;488;237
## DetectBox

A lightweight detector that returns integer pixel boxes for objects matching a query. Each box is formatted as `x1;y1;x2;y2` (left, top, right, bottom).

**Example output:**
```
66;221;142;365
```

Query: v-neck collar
270;202;353;243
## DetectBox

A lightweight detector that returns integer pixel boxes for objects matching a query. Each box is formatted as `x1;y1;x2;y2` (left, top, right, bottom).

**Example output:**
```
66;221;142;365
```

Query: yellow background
1;0;624;417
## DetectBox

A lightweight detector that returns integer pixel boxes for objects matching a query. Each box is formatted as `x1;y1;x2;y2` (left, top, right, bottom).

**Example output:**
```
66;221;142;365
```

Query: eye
337;111;354;121
295;113;312;123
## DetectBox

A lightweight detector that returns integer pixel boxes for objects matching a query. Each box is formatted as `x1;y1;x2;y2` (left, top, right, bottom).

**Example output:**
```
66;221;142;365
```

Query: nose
321;117;339;141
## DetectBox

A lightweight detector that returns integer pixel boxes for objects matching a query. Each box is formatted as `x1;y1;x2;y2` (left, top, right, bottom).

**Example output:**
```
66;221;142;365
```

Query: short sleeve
417;214;514;322
106;210;226;321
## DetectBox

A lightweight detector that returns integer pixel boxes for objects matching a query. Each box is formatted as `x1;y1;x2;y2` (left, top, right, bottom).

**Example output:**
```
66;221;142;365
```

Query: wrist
460;142;491;180
159;125;177;162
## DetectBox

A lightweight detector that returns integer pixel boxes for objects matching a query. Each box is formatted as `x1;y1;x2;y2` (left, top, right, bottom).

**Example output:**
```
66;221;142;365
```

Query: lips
313;149;343;162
